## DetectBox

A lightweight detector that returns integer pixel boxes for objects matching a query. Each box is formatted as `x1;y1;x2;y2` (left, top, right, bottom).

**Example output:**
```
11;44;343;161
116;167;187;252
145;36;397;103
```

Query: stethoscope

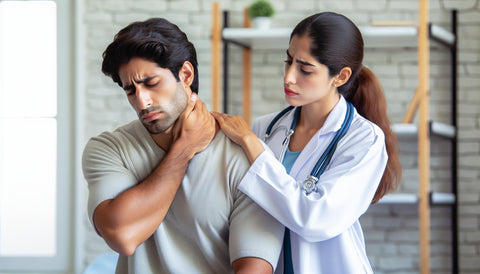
263;101;354;195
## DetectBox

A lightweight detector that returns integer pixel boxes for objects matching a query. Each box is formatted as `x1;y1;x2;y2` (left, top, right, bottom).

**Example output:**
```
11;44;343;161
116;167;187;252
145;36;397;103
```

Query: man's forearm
93;141;193;256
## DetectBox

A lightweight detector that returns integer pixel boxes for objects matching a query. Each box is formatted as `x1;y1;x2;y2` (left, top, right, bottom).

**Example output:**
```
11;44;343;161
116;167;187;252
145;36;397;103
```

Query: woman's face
283;35;337;107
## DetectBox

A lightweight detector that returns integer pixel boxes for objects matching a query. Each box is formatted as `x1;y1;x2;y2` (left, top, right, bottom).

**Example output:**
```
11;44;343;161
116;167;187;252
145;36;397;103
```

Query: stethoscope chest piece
302;175;318;195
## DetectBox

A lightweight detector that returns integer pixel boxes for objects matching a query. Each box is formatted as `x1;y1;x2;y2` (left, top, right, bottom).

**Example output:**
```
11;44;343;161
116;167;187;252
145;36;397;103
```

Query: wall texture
79;0;480;273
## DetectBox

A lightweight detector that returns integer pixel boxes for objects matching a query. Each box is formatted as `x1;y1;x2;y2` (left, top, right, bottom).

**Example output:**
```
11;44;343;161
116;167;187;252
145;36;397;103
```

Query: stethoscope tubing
263;102;354;193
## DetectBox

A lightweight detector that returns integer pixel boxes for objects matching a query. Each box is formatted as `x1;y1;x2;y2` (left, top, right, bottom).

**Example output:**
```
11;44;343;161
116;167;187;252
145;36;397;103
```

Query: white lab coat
238;96;387;273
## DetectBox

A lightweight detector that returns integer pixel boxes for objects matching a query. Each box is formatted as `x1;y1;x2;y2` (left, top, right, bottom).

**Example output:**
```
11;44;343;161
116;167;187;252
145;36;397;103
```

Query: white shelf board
360;26;418;48
378;193;418;204
378;192;455;205
431;122;456;138
222;24;455;49
431;192;456;205
222;27;291;49
392;122;456;139
391;123;418;138
430;24;456;45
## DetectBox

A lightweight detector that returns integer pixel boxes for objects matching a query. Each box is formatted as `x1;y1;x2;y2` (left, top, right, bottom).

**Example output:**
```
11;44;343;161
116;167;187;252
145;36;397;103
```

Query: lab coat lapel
263;108;298;160
289;97;349;180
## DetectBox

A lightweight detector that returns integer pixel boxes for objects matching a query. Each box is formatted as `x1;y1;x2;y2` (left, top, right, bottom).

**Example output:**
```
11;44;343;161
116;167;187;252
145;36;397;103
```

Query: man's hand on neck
169;94;216;159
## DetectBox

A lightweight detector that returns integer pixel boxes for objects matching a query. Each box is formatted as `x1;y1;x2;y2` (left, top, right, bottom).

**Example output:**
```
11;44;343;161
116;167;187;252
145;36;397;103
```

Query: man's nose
137;87;153;109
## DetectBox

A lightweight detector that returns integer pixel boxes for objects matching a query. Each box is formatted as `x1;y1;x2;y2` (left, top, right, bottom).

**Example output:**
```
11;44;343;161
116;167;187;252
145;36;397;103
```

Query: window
0;0;72;271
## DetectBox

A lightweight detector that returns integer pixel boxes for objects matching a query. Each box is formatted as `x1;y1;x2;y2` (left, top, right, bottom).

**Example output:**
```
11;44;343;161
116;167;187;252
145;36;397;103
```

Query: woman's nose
284;66;296;86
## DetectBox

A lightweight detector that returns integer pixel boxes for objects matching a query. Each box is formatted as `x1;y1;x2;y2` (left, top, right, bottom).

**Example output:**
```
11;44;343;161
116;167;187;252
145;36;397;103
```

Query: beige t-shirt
82;120;284;273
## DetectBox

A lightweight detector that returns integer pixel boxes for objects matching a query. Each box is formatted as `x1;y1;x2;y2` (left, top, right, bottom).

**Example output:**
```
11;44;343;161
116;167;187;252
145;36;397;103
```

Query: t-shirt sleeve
82;135;137;228
228;194;284;269
226;138;284;270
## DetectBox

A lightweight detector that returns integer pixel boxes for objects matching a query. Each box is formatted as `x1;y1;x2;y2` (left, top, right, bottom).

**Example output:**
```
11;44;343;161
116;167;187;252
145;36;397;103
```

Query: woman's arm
213;112;387;243
238;127;387;243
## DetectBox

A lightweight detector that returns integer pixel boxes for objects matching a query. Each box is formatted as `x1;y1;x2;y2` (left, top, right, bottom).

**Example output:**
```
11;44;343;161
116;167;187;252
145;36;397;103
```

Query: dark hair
102;18;199;93
291;12;402;204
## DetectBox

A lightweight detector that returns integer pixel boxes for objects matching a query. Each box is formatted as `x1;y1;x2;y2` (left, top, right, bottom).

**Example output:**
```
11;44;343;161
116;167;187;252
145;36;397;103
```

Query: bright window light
0;1;57;257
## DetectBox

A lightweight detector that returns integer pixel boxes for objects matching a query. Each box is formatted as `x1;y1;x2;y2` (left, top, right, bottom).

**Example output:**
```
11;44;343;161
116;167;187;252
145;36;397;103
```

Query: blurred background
0;0;479;273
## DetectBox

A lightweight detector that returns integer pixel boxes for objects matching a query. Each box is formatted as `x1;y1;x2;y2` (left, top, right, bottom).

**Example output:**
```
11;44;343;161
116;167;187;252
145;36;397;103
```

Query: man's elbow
99;227;138;257
93;201;139;256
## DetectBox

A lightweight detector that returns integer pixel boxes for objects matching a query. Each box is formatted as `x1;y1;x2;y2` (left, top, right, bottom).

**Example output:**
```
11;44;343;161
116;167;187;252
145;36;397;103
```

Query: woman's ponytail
348;66;402;204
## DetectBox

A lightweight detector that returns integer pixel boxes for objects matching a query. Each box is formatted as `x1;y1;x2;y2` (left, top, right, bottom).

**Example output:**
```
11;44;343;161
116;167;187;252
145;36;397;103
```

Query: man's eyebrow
285;50;315;67
123;75;157;91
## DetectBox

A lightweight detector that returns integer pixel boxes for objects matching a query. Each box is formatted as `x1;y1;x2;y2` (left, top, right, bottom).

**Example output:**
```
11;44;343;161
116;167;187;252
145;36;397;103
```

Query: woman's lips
284;87;298;97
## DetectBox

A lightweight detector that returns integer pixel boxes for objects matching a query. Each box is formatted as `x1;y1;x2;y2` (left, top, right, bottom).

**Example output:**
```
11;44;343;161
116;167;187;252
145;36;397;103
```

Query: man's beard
140;105;176;134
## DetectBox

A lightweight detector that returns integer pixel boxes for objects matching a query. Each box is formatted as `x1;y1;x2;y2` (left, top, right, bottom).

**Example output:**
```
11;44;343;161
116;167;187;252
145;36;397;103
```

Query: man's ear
179;61;194;89
334;67;352;87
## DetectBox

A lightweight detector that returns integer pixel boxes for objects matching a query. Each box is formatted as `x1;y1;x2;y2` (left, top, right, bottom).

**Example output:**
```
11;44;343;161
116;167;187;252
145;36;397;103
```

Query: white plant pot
253;17;271;29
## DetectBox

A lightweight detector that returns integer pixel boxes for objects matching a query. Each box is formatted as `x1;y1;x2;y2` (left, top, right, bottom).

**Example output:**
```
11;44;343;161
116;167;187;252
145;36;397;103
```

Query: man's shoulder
86;120;145;147
82;119;161;185
82;120;153;166
97;120;143;138
188;130;250;182
205;130;247;158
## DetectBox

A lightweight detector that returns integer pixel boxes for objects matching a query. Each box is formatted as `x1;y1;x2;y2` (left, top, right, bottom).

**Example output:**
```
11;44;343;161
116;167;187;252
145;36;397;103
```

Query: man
82;18;283;273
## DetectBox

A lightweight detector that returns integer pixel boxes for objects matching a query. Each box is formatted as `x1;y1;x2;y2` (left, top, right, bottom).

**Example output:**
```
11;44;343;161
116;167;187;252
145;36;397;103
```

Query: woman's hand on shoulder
211;112;265;164
211;111;252;146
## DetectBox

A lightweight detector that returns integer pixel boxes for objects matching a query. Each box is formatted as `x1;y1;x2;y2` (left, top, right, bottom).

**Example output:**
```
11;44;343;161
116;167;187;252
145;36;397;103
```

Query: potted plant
248;0;275;29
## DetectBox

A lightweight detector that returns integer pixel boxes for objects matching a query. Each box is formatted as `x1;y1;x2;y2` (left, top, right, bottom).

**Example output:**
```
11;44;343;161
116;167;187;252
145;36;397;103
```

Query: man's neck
150;115;220;152
151;128;174;152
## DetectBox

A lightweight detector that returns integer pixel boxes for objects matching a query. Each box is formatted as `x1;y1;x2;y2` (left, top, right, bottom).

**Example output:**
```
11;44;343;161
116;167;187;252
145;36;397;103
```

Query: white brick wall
79;0;480;273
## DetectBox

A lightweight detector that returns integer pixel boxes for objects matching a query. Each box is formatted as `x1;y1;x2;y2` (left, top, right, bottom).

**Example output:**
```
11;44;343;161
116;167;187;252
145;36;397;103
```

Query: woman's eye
284;60;292;65
300;69;312;75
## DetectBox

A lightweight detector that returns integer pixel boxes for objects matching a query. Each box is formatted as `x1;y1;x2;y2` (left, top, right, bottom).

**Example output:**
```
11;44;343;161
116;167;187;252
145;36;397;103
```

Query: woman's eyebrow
286;50;315;67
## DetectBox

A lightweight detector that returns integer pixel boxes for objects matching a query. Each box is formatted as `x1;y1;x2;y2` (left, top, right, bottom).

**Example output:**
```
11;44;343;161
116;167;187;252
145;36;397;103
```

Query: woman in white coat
212;12;402;273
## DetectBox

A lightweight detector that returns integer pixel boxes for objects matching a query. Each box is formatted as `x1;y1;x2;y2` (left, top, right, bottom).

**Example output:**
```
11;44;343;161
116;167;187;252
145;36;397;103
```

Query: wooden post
418;0;431;273
402;88;421;124
242;8;252;125
211;2;221;112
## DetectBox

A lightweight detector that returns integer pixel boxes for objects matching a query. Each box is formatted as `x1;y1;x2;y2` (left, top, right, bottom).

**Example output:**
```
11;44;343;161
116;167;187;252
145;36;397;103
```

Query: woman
212;12;402;273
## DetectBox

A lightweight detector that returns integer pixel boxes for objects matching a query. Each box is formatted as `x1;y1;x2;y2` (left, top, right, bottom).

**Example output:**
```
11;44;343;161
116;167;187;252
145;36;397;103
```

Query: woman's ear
334;67;352;87
179;61;194;89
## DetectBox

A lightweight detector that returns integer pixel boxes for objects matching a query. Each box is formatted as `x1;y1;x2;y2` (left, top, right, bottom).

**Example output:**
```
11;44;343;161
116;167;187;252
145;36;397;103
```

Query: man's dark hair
102;18;199;93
